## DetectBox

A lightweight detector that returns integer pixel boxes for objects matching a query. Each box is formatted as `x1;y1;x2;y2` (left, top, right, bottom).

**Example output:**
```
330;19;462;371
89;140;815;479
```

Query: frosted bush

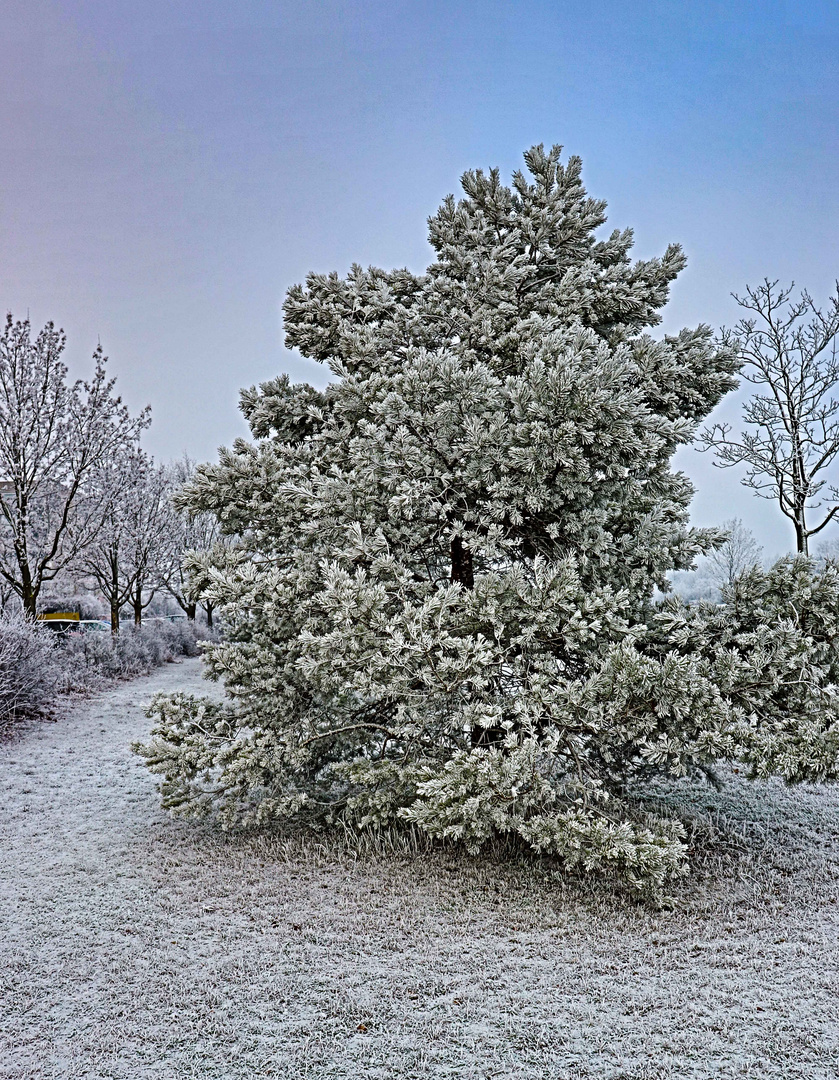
60;620;206;688
0;611;63;731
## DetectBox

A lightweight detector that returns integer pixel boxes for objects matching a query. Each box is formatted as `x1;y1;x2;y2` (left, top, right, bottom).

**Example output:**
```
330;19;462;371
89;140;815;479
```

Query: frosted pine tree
136;145;839;893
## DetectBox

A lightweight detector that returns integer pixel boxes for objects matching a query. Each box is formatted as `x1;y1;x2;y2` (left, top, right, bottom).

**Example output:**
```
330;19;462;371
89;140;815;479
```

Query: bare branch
701;281;839;554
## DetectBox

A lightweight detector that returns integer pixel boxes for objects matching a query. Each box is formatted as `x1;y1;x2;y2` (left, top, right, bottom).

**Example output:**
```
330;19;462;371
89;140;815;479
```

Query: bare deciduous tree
706;518;763;589
81;448;142;633
165;455;222;624
123;460;178;626
700;280;839;554
84;451;179;631
0;315;149;615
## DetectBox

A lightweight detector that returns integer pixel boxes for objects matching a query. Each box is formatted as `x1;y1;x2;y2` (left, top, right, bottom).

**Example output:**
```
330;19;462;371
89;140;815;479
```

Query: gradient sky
2;0;838;557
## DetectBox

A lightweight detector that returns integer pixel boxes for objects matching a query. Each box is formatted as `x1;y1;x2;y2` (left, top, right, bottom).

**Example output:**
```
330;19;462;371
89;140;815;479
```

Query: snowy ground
2;659;839;1080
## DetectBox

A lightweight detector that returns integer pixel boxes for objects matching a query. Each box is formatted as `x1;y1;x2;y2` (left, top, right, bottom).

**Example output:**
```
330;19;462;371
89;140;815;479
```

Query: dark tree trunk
795;516;808;555
134;596;143;626
109;556;120;634
186;601;197;621
450;536;474;589
450;535;503;749
204;602;214;629
21;564;37;618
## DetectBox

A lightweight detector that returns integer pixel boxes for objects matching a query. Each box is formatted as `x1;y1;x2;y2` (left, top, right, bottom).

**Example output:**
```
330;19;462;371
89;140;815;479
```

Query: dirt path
2;659;839;1079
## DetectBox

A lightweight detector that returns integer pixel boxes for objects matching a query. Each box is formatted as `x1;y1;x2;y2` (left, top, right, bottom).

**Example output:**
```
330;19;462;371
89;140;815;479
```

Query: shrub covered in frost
0;611;63;731
0;606;211;733
61;620;206;687
134;144;839;895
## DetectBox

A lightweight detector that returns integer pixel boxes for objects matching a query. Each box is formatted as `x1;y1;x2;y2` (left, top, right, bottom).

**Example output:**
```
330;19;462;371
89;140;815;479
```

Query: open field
2;658;838;1079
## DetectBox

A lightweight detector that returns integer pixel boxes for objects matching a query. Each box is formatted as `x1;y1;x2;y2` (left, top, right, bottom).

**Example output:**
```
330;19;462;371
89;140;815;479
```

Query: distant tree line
0;314;222;630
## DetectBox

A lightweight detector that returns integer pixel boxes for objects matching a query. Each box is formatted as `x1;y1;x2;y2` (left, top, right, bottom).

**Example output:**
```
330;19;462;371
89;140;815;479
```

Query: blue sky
2;0;838;555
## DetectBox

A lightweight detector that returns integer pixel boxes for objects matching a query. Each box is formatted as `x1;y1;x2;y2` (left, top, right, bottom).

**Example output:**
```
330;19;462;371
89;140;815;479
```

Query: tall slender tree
164;455;222;622
701;280;839;554
83;450;173;631
0;315;149;615
123;461;177;626
81;447;145;633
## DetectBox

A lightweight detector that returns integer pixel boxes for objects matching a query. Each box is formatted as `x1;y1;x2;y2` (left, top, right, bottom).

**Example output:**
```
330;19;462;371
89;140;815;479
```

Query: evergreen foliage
135;145;839;893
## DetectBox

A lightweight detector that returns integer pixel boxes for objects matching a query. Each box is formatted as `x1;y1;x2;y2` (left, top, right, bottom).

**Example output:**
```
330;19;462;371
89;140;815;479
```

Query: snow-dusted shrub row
60;621;208;690
0;611;63;732
0;615;211;732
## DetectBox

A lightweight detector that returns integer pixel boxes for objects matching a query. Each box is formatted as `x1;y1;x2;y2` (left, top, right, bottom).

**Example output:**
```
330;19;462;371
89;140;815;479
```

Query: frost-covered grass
2;658;838;1079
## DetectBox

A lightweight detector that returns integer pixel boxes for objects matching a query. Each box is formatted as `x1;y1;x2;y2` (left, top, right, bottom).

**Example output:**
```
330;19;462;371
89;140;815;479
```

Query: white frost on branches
0;315;149;615
135;145;839;894
82;448;176;630
701;280;839;554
